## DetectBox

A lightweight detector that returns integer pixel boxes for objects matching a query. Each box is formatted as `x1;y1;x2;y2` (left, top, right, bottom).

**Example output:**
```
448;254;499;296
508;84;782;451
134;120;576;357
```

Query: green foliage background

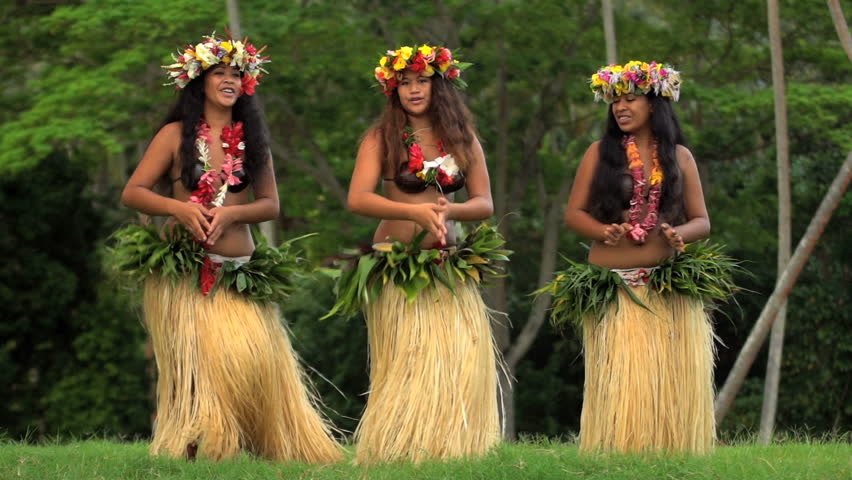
1;0;849;441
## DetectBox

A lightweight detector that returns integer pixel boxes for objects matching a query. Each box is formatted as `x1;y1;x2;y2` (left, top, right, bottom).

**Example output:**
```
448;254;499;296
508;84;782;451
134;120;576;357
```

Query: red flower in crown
241;75;258;96
410;54;427;74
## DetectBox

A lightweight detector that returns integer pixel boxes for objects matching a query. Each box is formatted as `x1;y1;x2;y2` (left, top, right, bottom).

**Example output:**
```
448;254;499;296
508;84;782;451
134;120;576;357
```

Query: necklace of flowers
188;119;246;208
403;126;459;189
187;119;246;294
623;135;663;244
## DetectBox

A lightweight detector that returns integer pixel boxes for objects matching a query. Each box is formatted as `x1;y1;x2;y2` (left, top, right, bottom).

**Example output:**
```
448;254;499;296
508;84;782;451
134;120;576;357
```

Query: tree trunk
489;0;515;438
759;0;790;445
602;0;617;64
226;0;279;245
715;151;852;426
826;0;852;62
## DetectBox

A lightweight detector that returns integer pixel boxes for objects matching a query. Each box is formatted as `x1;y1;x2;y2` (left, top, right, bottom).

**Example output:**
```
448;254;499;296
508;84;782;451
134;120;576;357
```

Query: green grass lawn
1;439;849;479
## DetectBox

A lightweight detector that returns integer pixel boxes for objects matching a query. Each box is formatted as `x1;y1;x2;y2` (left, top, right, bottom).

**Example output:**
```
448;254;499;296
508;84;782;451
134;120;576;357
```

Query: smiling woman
334;44;508;464
116;32;342;463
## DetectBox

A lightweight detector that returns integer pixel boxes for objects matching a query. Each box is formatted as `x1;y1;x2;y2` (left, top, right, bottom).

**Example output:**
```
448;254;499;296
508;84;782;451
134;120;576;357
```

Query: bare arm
121;123;212;241
347;129;448;240
446;136;494;221
661;145;711;245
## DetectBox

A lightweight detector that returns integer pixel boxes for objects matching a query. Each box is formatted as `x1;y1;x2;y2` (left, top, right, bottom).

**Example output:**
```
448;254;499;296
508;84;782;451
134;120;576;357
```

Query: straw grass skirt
579;286;716;454
143;275;342;462
355;280;501;463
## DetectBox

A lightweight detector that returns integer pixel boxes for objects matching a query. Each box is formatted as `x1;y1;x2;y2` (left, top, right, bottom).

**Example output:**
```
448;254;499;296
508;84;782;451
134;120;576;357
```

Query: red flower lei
188;119;246;208
623;135;663;244
187;119;246;295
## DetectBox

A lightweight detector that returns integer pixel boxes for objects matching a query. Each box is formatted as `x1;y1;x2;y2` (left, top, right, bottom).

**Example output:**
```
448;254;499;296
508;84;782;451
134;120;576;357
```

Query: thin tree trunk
759;0;790;445
827;0;852;62
227;0;241;37
226;0;279;244
489;0;515;439
715;151;852;426
602;0;617;64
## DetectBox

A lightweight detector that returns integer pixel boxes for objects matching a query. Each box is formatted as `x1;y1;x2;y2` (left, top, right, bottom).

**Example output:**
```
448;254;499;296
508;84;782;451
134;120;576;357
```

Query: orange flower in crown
589;60;682;103
162;30;270;95
374;44;471;96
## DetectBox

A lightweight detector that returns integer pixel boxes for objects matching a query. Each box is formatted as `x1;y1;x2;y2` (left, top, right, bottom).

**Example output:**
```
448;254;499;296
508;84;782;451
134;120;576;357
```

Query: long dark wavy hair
159;69;271;190
374;74;477;175
589;93;686;225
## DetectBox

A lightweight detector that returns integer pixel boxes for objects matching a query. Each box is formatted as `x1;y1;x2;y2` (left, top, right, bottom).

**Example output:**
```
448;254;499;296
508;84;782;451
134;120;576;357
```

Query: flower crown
589;60;681;103
162;31;270;95
374;45;470;96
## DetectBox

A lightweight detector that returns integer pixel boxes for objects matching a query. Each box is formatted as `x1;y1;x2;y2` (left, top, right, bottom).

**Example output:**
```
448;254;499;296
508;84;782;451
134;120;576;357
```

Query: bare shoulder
675;144;697;167
581;140;601;165
152;121;182;146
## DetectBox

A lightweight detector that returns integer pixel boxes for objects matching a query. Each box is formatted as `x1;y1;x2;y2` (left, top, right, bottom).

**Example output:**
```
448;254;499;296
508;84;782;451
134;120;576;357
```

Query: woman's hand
602;223;633;247
660;223;686;252
171;201;211;242
408;200;449;246
206;206;238;247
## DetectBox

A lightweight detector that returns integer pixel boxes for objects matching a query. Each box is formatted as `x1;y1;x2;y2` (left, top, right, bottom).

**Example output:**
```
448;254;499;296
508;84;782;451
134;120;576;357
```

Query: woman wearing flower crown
342;45;505;463
561;61;717;453
119;32;341;462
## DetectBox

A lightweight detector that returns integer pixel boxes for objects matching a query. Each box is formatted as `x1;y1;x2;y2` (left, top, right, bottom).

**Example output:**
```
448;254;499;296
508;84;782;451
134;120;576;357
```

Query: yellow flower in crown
588;60;682;103
393;55;407;71
398;46;414;59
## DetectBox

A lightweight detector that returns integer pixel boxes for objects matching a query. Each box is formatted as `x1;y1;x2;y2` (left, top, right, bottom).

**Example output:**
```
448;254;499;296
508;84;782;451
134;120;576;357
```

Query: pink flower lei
623;135;664;244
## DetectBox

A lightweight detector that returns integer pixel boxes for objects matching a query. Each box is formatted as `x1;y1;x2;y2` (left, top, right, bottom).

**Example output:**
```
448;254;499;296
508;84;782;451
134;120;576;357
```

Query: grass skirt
580;287;716;454
355;280;501;463
143;275;342;462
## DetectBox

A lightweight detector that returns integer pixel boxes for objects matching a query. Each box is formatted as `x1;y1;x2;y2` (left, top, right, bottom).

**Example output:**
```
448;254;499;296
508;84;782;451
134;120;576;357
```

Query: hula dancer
118;32;342;462
551;61;739;453
336;45;509;463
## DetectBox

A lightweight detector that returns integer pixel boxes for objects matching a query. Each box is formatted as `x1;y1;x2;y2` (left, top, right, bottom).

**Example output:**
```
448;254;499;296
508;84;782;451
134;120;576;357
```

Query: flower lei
623;135;663;244
374;45;471;96
403;127;459;189
187;119;246;295
189;120;245;208
590;60;681;103
163;31;269;95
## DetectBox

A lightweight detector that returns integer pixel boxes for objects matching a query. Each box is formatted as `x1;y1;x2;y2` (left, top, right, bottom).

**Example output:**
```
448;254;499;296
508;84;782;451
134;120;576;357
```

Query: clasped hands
171;202;236;247
409;197;450;247
603;222;685;252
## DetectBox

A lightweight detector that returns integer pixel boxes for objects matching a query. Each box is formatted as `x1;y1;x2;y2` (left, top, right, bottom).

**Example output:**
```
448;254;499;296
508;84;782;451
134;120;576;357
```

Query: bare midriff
588;217;675;269
170;179;256;258
375;181;457;248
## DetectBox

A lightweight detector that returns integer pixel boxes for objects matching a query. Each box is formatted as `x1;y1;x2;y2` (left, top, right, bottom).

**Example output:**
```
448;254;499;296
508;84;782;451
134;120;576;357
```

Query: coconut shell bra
385;161;466;194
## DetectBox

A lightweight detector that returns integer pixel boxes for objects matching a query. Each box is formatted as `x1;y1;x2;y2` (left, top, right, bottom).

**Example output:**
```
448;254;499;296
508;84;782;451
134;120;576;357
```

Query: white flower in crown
194;43;219;69
231;41;248;66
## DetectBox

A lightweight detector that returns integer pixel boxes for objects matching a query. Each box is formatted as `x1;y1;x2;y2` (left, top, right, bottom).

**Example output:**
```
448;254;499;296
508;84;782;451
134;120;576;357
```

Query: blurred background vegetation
1;0;849;442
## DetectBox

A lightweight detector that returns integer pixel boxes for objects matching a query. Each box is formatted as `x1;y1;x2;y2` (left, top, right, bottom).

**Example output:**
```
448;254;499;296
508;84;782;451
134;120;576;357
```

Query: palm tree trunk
759;0;790;445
